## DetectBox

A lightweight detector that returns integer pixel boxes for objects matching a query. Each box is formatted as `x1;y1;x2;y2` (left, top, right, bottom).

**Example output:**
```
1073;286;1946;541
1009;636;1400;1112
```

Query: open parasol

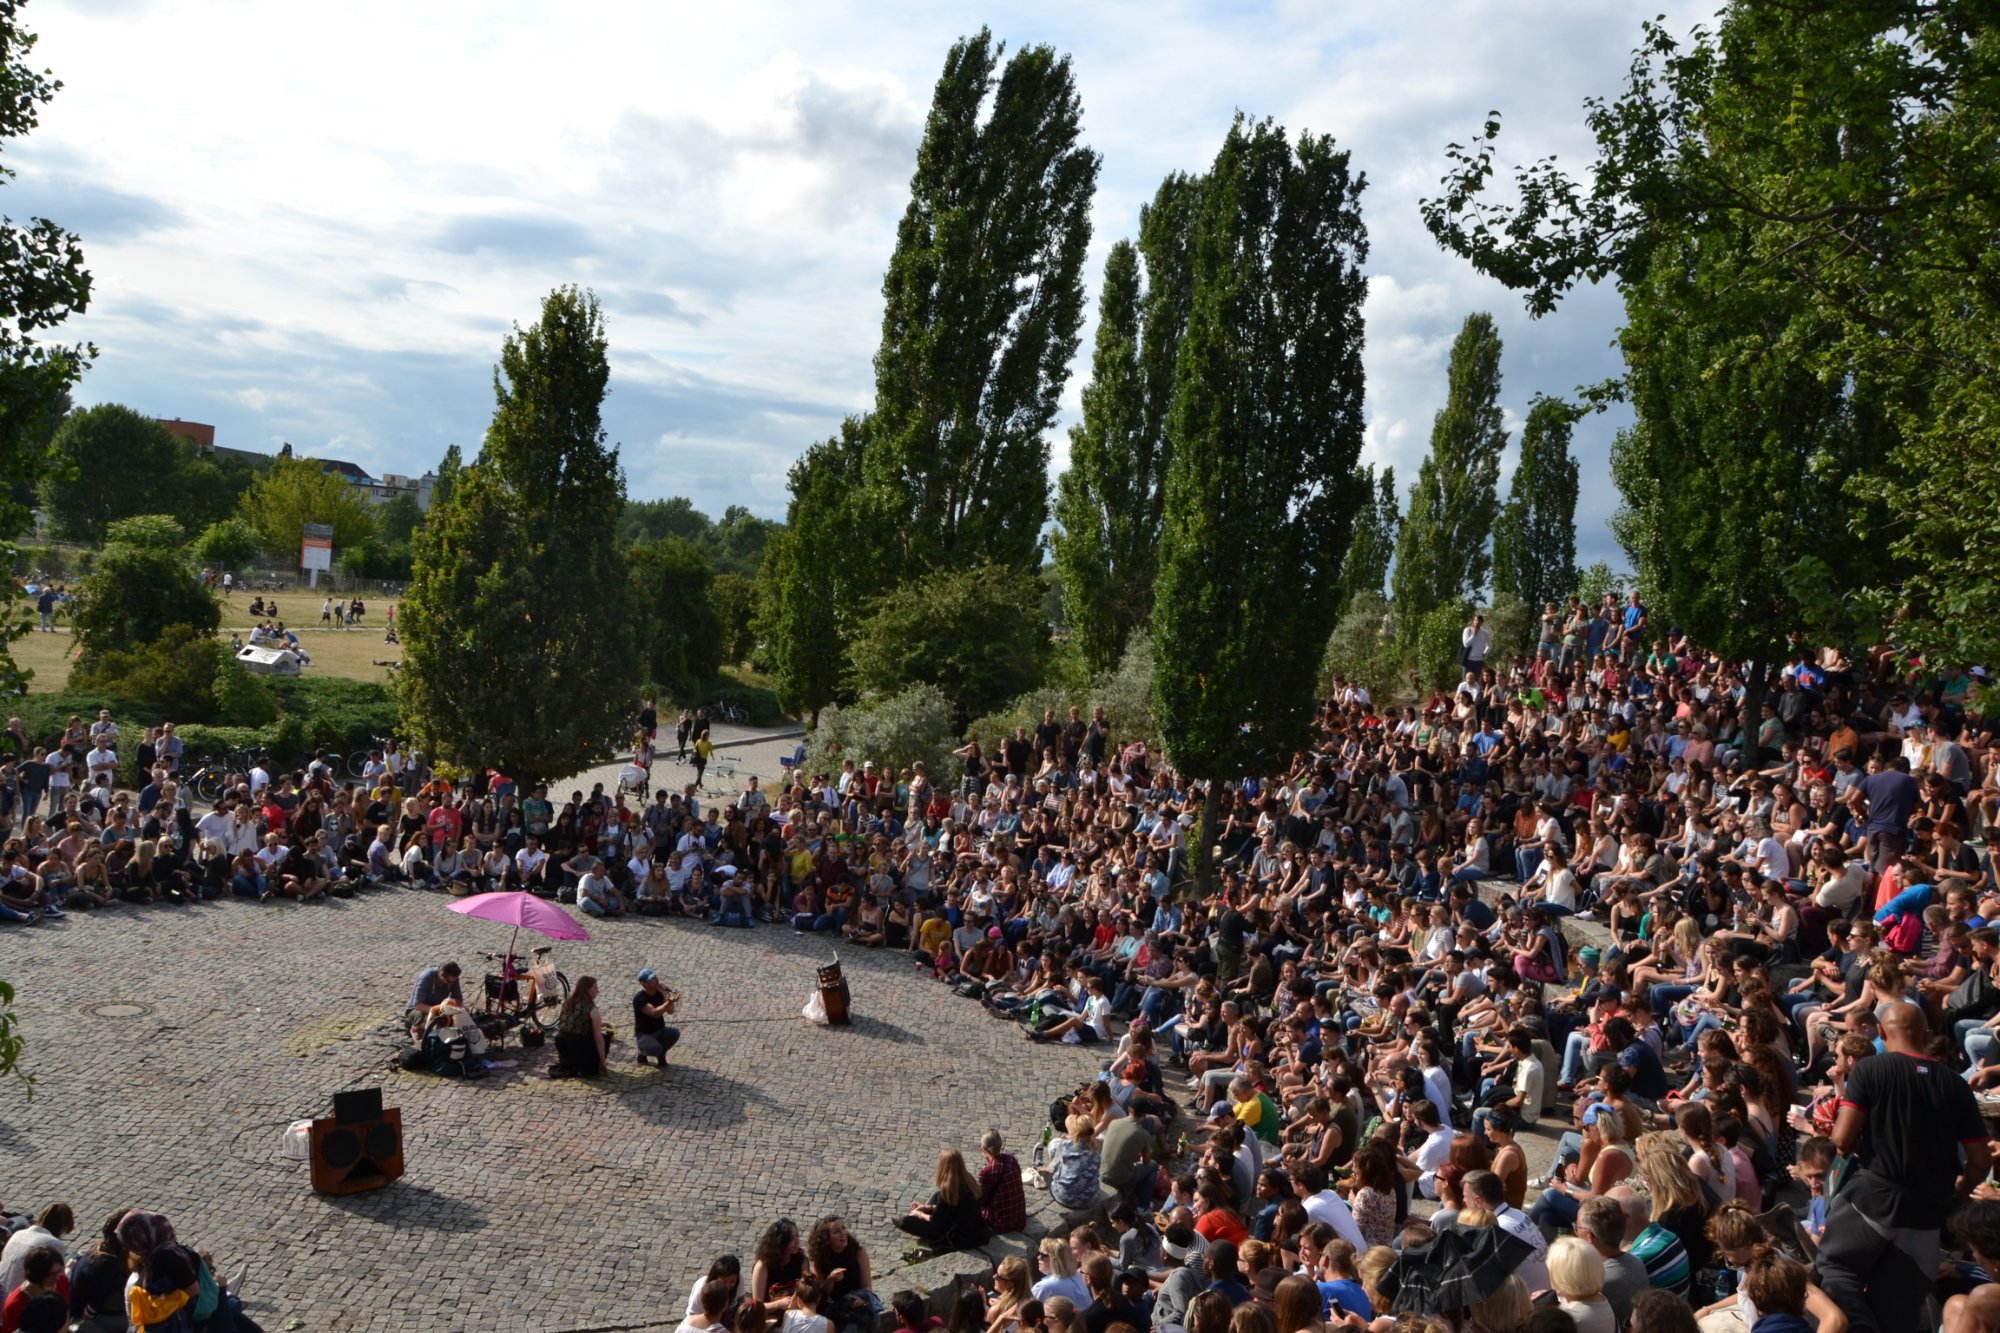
447;890;590;965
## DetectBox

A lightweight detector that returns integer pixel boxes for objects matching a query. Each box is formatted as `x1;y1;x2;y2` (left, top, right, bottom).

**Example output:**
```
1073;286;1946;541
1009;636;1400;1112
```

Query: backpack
191;1255;221;1323
427;1032;483;1079
396;1043;429;1073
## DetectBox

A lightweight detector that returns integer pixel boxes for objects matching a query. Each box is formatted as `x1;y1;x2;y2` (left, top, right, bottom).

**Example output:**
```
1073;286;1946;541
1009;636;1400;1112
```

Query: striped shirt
1627;1222;1691;1297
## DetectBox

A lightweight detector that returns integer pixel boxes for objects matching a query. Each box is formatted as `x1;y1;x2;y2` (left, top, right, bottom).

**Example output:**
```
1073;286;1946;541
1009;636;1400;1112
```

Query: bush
173;724;270;765
192;518;260;571
959;632;1157;755
1321;593;1402;698
1485;591;1535;663
846;563;1049;723
266;676;400;757
1415;602;1470;691
804;683;961;787
71;625;228;722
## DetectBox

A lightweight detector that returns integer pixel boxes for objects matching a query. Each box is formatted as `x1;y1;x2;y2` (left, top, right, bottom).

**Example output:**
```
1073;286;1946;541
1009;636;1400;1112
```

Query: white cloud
16;0;1713;563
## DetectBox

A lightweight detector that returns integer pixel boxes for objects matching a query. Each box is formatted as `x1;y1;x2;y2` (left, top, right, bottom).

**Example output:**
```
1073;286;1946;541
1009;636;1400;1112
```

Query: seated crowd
16;596;2000;1333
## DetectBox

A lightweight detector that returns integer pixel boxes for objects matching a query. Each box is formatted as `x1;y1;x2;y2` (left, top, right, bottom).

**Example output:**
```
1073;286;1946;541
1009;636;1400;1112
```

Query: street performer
633;966;682;1069
405;960;463;1034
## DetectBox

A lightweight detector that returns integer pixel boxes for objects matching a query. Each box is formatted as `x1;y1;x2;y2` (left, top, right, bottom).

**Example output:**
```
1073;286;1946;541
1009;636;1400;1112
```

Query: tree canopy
1420;2;2000;663
1152;116;1370;886
400;287;634;783
236;453;376;561
847;562;1049;725
866;28;1100;576
1491;396;1580;622
1390;313;1507;636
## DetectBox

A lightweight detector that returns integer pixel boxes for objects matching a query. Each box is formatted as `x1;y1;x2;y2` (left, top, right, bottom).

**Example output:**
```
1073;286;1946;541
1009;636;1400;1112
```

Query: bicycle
480;945;570;1031
346;737;399;779
706;699;748;726
186;747;270;806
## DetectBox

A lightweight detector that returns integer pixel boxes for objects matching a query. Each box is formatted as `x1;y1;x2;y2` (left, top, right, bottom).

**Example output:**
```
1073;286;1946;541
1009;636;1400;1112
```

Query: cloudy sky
15;0;1710;563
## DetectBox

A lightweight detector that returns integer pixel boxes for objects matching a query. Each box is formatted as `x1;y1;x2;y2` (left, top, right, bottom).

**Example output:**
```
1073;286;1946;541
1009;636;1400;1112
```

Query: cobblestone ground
0;888;1099;1332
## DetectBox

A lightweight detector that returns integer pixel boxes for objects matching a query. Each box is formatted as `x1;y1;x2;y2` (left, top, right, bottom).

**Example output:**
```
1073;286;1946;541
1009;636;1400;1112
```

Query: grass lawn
17;591;402;691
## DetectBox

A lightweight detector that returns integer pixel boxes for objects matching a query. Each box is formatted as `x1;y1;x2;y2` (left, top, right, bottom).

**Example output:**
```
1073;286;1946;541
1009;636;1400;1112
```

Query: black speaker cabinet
309;1094;403;1194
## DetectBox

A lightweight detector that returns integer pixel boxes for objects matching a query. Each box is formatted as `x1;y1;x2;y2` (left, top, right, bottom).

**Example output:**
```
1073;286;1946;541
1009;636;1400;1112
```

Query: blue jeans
1529;1186;1580;1233
1516;847;1544;883
1964;1026;2000;1077
1559;1031;1592;1085
1651;983;1696;1021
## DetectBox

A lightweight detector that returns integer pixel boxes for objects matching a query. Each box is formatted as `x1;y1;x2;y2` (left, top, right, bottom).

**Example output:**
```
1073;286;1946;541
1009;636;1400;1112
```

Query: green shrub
694;675;782;727
1415;602;1470;691
804;683;961;787
265;676;399;757
1321;592;1402;698
70;625;226;721
174;724;270;766
213;655;280;727
959;632;1156;753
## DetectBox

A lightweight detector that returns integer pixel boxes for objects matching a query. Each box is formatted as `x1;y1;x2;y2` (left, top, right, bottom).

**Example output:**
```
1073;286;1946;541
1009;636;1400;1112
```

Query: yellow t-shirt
917;918;953;954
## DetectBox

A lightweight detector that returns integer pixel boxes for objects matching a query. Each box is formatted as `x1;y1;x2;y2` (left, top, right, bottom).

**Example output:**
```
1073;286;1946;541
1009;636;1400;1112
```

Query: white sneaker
229;1263;249;1298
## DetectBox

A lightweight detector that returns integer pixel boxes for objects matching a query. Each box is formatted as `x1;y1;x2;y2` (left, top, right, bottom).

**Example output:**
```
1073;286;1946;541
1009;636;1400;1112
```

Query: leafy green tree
1152;116;1369;891
237;453;376;561
1575;560;1626;608
1607;227;1885;716
71;515;217;655
866;28;1100;576
1337;465;1398;613
759;417;875;722
1420;5;1996;664
400;287;634;782
1390;313;1507;637
377;491;424;545
847;562;1049;724
0;0;93;701
1491;396;1580;631
192;517;260;570
629;537;722;697
38;405;180;542
619;496;709;545
1052;241;1148;674
709;571;757;666
704;505;775;577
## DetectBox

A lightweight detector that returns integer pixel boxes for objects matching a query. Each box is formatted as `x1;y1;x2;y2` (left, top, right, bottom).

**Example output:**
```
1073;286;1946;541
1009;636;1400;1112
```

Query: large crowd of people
12;592;2000;1333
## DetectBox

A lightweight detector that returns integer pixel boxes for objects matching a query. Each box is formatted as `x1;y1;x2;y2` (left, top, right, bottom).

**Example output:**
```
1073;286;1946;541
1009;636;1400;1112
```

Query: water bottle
1034;1124;1052;1168
1029;998;1043;1030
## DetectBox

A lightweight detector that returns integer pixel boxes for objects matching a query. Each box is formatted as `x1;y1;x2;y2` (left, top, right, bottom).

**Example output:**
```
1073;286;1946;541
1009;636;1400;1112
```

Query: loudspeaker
817;960;851;1026
309;1104;404;1195
331;1087;382;1123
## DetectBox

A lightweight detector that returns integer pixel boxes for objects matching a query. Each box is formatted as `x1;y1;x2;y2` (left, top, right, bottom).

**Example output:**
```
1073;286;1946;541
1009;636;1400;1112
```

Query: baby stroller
617;762;650;800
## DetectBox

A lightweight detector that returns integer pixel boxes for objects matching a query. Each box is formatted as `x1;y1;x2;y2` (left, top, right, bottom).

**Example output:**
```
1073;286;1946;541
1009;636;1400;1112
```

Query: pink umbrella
448;891;590;966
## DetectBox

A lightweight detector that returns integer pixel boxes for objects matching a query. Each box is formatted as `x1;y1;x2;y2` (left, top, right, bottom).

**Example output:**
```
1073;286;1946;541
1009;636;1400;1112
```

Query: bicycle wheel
193;768;225;806
347;750;372;779
528;971;570;1029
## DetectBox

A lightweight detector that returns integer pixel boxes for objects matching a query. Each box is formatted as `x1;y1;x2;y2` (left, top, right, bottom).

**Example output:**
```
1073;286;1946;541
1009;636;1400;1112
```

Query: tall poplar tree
1153;116;1369;891
1491;396;1580;619
401;287;633;782
1337;464;1398;612
867;28;1100;576
758;417;874;723
1390;312;1507;634
1050;173;1198;674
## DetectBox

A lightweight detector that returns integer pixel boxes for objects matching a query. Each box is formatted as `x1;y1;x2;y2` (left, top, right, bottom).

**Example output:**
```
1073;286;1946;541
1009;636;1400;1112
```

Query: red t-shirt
2;1275;70;1333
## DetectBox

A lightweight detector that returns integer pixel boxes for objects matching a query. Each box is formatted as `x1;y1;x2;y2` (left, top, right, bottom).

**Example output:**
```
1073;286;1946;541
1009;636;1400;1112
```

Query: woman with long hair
750;1220;804;1318
1636;1132;1716;1272
894;1147;986;1249
1675;1102;1735;1205
553;975;606;1077
803;1216;875;1333
981;1257;1031;1333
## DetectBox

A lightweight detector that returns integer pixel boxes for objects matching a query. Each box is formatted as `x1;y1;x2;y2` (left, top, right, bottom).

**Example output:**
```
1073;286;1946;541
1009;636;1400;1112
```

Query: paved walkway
0;888;1096;1332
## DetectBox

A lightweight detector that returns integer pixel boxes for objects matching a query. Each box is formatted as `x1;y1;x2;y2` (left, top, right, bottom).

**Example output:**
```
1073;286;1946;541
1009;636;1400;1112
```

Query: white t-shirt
780;1313;828;1333
1302;1188;1369;1255
1493;1204;1551;1292
195;810;231;848
1755;836;1791;882
1512;1055;1545;1126
1545;867;1579;912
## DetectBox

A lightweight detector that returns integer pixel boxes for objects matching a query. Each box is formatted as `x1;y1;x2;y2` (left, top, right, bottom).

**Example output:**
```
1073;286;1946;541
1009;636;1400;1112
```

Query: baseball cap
987;926;1003;939
638;968;658;983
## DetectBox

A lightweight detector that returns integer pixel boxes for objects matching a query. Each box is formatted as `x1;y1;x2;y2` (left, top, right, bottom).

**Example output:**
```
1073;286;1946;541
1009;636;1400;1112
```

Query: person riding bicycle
405;961;463;1034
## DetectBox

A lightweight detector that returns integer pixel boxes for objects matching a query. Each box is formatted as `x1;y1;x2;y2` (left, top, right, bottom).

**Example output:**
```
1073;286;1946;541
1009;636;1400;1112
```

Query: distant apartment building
156;420;436;512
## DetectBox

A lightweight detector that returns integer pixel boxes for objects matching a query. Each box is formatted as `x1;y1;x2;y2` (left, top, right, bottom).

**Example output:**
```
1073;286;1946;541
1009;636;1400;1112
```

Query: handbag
1948;968;2000;1025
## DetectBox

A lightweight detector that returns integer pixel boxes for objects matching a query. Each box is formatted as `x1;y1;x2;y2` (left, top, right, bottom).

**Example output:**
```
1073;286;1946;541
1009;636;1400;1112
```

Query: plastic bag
803;990;828;1024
